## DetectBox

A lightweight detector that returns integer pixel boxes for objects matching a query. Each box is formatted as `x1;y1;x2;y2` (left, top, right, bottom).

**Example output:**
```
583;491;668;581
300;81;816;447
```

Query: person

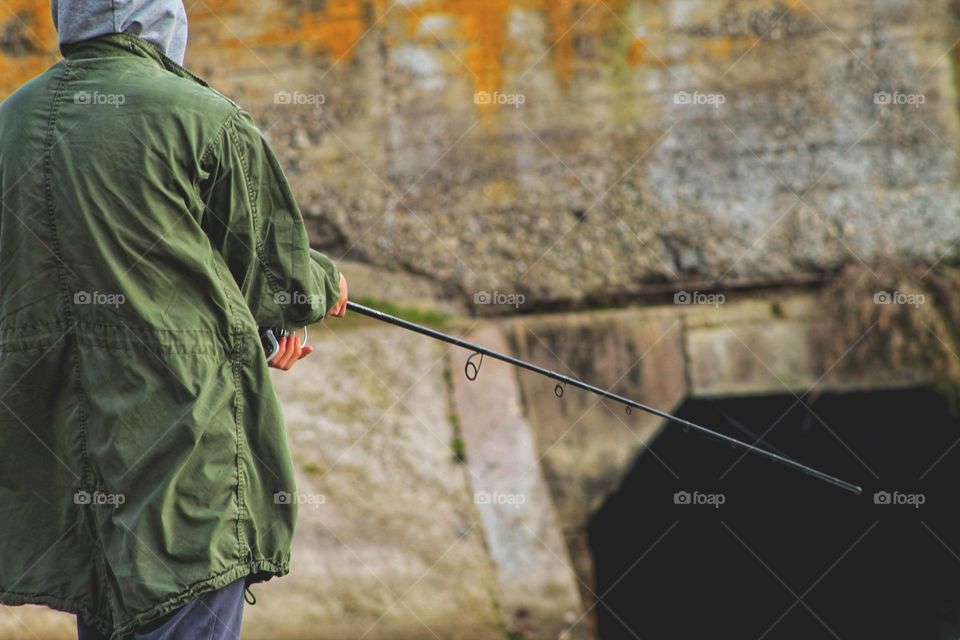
0;1;348;638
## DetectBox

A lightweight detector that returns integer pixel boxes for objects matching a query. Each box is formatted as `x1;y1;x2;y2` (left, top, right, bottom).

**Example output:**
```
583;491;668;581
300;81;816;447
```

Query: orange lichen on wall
234;0;386;63
3;0;655;101
783;0;809;13
542;0;578;86
536;0;632;83
701;35;744;59
1;0;55;45
206;0;647;102
627;37;653;65
406;0;625;102
0;0;58;95
189;0;241;17
412;0;515;106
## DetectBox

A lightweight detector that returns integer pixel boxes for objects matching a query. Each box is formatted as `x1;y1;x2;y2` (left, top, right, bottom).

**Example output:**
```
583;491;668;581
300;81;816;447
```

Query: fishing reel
260;326;309;361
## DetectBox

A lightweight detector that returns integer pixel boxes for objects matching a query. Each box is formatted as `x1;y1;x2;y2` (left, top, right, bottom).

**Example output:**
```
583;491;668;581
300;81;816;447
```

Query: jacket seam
196;110;256;562
194;107;239;235
233;324;249;560
107;33;212;87
0;558;289;640
0;320;224;334
41;59;118;624
0;322;227;354
197;109;293;328
224;116;290;319
197;107;239;170
197;111;251;561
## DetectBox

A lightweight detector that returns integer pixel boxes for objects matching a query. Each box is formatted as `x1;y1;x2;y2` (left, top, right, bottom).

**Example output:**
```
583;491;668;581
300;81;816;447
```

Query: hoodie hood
52;0;188;65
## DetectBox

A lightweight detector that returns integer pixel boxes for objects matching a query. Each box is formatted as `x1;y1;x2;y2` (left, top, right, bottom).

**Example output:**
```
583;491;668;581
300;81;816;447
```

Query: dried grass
823;261;960;411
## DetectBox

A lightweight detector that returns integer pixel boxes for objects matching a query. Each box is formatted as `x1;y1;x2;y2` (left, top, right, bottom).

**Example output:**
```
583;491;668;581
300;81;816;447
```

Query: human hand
268;334;313;370
327;272;348;318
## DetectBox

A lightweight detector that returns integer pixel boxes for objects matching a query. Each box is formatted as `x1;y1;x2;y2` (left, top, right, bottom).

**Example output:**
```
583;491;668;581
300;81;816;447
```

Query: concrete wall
0;0;951;636
0;292;930;639
159;1;960;305
6;1;955;306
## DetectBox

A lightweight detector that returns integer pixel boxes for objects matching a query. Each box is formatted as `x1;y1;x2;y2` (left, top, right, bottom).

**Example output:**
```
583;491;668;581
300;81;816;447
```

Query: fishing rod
345;301;862;496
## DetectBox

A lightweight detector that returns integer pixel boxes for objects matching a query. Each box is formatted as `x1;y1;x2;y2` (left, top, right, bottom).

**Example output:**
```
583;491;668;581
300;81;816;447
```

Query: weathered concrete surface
43;0;952;308
10;0;954;309
334;259;465;315
506;310;687;528
504;294;927;539
243;324;503;640
450;326;586;640
1;2;955;637
504;308;688;619
0;294;937;639
684;293;930;397
0;605;75;640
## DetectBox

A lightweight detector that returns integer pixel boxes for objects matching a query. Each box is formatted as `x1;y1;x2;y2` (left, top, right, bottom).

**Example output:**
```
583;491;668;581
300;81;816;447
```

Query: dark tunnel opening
588;387;960;640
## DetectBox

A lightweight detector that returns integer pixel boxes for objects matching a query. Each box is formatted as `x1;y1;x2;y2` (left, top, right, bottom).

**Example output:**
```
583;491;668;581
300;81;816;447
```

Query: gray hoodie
51;0;188;64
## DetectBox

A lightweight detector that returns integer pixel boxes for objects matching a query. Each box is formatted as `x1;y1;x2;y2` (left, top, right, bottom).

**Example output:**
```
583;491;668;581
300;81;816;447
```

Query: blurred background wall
3;1;960;638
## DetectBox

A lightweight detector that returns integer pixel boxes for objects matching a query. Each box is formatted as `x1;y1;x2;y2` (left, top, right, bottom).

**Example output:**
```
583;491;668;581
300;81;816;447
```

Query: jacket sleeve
198;108;340;329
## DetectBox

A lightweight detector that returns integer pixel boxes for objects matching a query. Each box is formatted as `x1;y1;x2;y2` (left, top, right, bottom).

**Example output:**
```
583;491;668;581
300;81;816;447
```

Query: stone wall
0;1;954;637
7;2;955;307
169;1;960;305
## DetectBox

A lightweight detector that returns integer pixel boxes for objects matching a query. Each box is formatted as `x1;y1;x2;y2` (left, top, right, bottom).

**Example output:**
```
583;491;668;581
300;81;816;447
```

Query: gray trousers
77;577;247;640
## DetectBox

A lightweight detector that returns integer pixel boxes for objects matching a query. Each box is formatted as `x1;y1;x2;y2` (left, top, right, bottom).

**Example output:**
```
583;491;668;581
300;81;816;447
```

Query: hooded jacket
52;0;189;64
0;5;340;638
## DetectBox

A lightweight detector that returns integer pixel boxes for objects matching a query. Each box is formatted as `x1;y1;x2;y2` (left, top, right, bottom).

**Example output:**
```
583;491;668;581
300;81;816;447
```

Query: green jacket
0;34;340;639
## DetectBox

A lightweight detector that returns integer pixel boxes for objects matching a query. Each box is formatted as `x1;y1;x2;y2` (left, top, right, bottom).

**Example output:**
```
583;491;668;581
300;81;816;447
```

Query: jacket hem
0;558;288;640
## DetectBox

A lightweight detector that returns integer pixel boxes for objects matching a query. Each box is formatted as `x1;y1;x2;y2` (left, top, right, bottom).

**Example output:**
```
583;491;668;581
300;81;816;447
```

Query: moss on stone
353;296;451;329
443;362;468;463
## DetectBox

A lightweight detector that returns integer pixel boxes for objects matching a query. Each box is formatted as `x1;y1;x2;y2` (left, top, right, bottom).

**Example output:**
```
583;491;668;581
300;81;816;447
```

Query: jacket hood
52;0;188;65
